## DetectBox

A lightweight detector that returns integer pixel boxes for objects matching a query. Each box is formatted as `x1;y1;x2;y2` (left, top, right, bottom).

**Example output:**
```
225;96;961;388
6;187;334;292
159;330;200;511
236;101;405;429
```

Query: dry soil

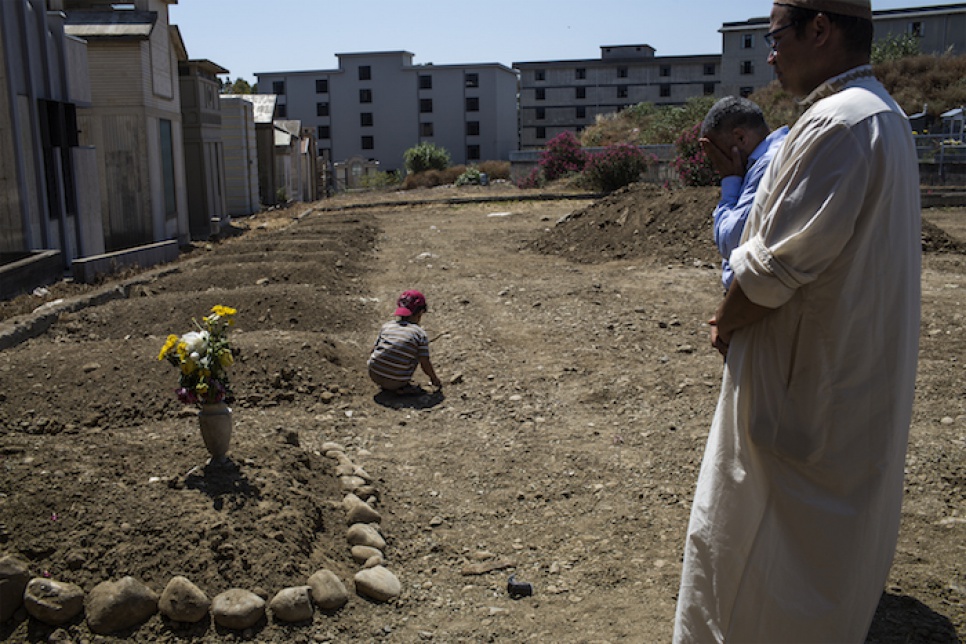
0;183;964;643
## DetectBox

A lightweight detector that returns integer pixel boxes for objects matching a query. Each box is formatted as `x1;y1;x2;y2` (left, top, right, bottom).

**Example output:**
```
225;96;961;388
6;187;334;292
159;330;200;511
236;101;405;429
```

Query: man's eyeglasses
764;22;796;50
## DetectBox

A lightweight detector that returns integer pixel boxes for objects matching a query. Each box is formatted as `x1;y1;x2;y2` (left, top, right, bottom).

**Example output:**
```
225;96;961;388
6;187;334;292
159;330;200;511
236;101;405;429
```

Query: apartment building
256;51;518;174
720;3;966;97
514;45;721;150
873;3;966;55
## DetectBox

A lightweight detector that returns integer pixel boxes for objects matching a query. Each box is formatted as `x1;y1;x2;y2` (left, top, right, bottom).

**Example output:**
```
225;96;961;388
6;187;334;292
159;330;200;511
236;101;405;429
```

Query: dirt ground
0;182;964;643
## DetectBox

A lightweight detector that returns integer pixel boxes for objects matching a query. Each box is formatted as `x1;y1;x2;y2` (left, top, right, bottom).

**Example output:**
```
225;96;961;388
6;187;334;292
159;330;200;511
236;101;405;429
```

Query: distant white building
720;3;966;98
256;51;519;177
514;45;721;150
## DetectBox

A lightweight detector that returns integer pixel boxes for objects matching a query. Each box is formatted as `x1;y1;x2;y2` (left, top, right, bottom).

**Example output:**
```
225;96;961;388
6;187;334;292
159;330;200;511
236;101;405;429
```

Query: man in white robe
673;1;921;642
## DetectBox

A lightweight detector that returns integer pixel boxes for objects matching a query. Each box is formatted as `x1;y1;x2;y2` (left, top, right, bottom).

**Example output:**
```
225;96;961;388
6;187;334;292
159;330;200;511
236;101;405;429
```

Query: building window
909;21;923;36
617;86;628;99
617;66;628;78
576;106;586;119
419;74;432;89
660;84;671;98
272;80;285;95
277;104;287;118
420;98;433;113
359;88;372;103
704;63;716;76
316;102;329;117
740;60;754;75
743;34;754;49
466;121;480;136
466;96;479;112
576;87;586;99
420;122;434;137
535;69;546;81
316;79;328;93
536;107;545;120
361;135;374;150
536;126;546;140
576;67;586;80
465;72;479;88
317;125;330;140
359;65;371;81
361;112;373;127
704;82;715;95
740;86;754;97
660;65;671;77
536;88;546;101
467;144;480;160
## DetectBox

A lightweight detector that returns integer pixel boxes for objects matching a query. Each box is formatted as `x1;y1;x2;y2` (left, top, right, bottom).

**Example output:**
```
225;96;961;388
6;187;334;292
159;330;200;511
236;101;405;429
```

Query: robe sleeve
729;119;872;309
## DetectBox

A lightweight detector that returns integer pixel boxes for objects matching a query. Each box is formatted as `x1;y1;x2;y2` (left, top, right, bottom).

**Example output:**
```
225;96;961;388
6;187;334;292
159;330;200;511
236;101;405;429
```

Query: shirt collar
798;64;875;107
747;125;789;167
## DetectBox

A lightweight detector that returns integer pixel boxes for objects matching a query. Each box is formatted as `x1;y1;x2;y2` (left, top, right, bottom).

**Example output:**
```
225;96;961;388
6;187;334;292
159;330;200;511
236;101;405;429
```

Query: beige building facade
515;45;721;150
719;3;966;98
256;51;518;177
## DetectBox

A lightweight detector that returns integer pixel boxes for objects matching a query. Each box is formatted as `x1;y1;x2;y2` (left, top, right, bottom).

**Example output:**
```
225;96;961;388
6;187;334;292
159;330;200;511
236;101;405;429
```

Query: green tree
872;33;922;64
403;142;451;174
223;77;254;95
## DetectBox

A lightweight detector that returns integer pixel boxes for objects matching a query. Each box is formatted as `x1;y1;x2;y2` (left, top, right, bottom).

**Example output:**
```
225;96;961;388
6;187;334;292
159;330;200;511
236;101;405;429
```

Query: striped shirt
367;320;429;383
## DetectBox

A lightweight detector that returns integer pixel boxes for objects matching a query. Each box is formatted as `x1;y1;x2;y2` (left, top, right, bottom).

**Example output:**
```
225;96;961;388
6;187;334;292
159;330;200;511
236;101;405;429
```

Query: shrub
872;33;922;64
401;165;464;190
582;144;657;192
359;170;402;190
403;142;451;174
455;166;483;186
478;160;511;181
671;123;719;187
539;131;586;181
515;166;544;189
580;96;717;146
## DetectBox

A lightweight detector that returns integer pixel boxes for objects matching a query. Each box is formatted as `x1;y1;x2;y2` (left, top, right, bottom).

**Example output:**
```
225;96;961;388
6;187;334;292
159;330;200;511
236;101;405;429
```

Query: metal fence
915;134;966;185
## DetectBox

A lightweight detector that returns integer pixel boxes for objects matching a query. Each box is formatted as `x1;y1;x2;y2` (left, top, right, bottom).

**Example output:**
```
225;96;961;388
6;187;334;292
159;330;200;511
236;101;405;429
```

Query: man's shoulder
809;80;902;127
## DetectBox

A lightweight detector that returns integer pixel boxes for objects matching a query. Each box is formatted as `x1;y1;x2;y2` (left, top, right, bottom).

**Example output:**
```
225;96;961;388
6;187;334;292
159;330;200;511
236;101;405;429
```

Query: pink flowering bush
515;166;545;189
540;131;587;182
671;123;719;187
582;144;656;192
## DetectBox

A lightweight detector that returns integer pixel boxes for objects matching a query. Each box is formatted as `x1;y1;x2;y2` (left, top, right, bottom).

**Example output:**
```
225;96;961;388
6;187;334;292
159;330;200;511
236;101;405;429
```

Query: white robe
673;69;921;643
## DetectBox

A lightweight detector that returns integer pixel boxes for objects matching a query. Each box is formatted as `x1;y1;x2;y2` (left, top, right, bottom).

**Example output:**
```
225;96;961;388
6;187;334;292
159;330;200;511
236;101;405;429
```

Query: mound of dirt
922;217;966;254
529;184;720;266
530;182;965;266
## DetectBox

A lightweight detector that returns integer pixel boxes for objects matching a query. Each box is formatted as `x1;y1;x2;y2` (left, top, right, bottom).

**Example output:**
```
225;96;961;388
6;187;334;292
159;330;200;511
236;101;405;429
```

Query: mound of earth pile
921;218;966;254
529;183;720;266
531;182;964;265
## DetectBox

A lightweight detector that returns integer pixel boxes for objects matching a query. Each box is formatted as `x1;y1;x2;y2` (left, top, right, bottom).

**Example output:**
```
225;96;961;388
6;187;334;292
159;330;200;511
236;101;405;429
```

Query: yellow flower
218;349;234;367
196;382;209;395
157;334;179;360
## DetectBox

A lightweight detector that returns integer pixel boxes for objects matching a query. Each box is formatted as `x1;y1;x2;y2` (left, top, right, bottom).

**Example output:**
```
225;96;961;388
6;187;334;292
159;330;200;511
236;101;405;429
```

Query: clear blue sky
169;1;960;84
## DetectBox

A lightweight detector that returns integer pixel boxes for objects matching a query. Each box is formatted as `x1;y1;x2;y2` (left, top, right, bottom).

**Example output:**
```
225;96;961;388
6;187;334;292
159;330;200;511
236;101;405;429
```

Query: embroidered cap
774;0;871;20
394;290;428;317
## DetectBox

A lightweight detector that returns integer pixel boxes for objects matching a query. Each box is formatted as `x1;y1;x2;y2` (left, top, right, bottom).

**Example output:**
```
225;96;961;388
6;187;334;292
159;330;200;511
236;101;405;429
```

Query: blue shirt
713;126;789;290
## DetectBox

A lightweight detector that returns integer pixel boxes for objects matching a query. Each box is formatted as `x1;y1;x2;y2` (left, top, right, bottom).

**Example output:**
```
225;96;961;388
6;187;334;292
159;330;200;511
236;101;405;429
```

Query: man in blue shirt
699;97;789;291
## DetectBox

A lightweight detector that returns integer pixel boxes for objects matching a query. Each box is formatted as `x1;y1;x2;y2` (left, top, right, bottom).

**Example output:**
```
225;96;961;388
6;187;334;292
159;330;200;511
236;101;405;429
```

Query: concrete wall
180;61;227;239
219;96;259;215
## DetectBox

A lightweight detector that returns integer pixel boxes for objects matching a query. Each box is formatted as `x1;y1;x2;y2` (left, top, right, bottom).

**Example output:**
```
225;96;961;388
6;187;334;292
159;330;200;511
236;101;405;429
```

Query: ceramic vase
198;401;232;461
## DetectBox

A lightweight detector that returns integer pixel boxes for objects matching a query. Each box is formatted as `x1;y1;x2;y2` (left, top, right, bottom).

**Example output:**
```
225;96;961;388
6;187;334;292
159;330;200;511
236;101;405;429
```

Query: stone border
0;439;401;635
0;264;184;352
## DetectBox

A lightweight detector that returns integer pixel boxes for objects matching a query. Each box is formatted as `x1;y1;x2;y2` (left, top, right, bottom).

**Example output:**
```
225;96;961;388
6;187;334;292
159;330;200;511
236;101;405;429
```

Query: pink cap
394;290;427;317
